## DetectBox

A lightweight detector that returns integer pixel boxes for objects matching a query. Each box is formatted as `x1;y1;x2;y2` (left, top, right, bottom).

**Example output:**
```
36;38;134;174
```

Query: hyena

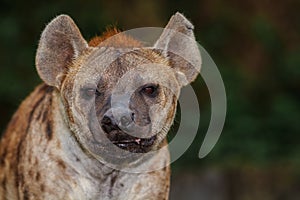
0;12;201;199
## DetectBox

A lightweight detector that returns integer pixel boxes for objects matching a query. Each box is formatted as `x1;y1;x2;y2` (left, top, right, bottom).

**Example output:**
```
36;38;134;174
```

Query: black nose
101;115;118;133
101;112;134;134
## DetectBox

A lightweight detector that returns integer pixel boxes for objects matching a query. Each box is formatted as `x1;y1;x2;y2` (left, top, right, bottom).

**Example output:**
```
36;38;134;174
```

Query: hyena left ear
154;12;202;86
36;15;88;88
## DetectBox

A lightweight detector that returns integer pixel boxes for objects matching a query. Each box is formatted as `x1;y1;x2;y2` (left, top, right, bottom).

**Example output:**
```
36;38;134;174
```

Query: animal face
35;13;201;164
62;47;180;156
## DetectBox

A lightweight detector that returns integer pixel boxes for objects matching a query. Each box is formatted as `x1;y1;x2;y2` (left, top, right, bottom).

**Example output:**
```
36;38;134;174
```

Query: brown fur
0;12;201;200
89;27;142;48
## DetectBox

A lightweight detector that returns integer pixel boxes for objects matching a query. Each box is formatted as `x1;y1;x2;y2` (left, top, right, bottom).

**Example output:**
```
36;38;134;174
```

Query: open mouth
106;130;157;153
100;113;157;153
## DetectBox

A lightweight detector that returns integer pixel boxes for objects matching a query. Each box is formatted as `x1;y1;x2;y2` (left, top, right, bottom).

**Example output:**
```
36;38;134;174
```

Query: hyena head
35;13;201;164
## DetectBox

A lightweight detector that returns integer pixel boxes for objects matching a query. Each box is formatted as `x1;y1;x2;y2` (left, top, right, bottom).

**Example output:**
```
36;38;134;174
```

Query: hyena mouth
100;114;157;153
111;131;157;153
103;129;157;153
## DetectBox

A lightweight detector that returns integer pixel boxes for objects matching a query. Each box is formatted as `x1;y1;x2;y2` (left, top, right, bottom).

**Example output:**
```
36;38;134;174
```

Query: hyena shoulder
0;84;54;199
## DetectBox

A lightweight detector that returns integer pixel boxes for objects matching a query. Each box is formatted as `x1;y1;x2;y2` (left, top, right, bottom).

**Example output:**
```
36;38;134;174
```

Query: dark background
0;0;299;199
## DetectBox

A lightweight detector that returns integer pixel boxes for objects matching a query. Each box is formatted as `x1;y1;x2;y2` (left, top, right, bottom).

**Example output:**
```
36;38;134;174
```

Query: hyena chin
0;12;201;200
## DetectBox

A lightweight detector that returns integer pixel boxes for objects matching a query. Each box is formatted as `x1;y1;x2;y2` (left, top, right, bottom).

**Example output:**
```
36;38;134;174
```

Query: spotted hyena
0;12;201;200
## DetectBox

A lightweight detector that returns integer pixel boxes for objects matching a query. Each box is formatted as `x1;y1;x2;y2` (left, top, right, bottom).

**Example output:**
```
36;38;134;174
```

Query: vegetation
0;0;299;171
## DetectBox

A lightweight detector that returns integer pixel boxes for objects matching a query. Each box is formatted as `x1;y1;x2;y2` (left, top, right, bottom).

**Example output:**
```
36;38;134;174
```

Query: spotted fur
0;12;201;200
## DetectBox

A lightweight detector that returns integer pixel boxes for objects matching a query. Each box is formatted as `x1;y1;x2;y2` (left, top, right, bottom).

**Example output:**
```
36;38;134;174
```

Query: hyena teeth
135;138;141;145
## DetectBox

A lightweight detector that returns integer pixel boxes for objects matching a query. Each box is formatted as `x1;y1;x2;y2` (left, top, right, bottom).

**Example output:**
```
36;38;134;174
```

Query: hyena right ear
36;15;88;88
154;12;202;87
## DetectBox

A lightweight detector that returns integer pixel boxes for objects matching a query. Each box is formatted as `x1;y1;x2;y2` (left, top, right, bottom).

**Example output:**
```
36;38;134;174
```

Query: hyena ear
36;15;88;87
154;12;201;86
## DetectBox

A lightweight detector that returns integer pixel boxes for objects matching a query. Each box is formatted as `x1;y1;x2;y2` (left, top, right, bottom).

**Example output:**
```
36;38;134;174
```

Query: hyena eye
81;88;102;100
141;84;158;98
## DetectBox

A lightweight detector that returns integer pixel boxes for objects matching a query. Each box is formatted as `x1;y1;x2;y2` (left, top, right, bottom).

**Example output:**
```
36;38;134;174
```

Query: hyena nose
120;115;132;127
101;115;118;133
101;110;134;134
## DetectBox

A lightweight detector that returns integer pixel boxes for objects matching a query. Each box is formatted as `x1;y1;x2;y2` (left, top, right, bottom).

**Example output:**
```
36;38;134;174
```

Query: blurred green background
0;0;299;199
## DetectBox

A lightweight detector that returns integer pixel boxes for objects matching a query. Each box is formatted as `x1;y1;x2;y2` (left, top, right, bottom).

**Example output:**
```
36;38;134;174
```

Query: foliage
0;0;299;169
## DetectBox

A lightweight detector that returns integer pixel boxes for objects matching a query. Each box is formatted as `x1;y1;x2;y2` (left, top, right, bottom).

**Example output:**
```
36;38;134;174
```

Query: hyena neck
52;88;116;178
